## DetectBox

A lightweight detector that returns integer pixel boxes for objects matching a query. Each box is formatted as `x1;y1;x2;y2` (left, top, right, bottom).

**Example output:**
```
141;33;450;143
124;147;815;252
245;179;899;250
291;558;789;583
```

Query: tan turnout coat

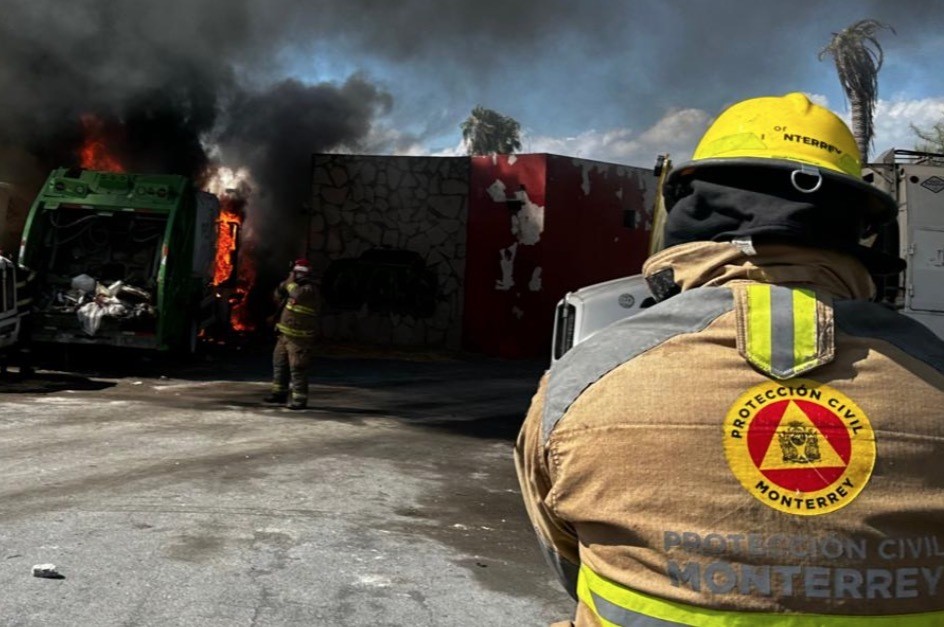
516;242;944;625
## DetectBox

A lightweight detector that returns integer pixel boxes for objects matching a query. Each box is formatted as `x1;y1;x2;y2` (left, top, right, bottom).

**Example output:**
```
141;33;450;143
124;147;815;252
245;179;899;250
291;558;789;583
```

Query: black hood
664;178;906;275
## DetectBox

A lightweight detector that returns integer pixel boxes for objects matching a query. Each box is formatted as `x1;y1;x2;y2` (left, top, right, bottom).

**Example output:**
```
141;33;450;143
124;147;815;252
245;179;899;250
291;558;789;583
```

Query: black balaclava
663;168;904;275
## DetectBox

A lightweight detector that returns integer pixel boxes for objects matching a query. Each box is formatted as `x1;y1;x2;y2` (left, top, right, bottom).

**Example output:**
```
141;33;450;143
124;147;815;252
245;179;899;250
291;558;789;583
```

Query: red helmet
292;258;311;273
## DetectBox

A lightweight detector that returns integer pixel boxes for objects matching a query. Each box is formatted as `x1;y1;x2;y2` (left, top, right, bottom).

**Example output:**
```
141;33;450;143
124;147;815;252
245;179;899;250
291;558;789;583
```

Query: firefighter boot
288;398;307;411
263;392;288;404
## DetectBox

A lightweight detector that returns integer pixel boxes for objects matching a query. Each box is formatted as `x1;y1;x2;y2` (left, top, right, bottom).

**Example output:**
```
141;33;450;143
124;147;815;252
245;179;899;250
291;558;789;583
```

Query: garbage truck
17;168;227;352
551;149;944;363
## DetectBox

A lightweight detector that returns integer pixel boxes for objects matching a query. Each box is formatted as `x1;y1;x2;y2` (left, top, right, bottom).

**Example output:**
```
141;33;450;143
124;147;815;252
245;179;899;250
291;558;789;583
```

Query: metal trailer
18;169;225;352
865;149;944;341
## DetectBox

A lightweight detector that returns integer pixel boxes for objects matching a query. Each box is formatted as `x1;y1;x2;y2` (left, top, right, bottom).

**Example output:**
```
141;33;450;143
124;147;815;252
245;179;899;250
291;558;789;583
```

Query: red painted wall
463;154;654;359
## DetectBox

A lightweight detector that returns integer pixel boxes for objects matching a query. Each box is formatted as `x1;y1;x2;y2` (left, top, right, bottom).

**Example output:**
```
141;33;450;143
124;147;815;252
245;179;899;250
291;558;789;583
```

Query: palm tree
819;19;894;162
460;106;522;156
912;121;944;155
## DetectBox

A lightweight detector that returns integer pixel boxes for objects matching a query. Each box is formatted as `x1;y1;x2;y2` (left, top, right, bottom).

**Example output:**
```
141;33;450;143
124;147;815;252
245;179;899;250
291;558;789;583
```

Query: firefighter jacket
516;241;944;626
275;276;320;342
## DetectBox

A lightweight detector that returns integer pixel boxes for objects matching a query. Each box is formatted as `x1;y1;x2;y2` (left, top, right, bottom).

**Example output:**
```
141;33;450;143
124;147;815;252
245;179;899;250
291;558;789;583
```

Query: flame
79;114;124;172
206;166;256;332
213;201;241;285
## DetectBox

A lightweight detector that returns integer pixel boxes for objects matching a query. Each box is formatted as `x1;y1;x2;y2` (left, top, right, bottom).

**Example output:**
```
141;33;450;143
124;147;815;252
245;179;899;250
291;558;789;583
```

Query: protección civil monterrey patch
723;379;875;516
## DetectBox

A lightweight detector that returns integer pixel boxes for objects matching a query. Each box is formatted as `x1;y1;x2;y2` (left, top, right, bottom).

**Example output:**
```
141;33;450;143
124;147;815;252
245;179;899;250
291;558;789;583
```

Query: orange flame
206;167;257;332
213;202;241;285
79;114;124;172
231;241;257;332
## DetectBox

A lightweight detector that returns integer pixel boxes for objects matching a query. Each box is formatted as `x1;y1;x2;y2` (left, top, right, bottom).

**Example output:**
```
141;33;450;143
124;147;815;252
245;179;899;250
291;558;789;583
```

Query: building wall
310;155;469;348
463;154;656;359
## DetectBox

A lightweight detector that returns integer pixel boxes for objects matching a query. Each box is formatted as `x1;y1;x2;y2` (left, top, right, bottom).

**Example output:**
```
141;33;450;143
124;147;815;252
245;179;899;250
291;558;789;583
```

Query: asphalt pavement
0;342;575;626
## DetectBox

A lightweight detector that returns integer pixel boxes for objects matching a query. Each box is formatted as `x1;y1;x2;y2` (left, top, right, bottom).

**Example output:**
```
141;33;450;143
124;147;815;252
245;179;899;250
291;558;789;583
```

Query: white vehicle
551;149;944;364
551;274;651;363
0;255;20;352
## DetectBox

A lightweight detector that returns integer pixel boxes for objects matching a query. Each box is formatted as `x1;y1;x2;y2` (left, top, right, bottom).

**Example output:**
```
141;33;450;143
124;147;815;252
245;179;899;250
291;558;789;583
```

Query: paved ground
0;343;575;626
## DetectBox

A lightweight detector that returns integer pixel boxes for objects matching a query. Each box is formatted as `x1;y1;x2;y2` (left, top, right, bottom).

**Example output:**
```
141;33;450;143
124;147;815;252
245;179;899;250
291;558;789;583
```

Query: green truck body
19;168;225;351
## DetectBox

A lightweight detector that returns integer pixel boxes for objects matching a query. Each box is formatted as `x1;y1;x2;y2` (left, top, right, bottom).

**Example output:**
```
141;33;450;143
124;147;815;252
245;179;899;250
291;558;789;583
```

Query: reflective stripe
543;287;733;445
286;302;317;316
578;564;944;627
769;286;794;376
742;285;826;379
792;287;818;367
276;323;316;338
747;284;772;368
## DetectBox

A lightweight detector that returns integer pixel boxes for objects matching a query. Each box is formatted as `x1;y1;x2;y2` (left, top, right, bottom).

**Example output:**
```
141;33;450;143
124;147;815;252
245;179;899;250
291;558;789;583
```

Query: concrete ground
0;342;575;626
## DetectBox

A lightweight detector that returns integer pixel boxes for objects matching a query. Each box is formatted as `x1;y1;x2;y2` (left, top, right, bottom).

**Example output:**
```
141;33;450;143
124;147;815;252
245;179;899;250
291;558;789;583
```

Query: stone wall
309;155;469;349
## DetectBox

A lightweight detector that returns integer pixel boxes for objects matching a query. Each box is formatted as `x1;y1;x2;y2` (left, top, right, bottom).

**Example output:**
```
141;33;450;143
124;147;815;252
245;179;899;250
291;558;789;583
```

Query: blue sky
276;0;944;167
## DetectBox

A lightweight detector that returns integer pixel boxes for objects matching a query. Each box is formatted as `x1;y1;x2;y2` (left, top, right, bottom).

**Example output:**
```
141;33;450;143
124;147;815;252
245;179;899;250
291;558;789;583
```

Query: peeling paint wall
310;153;655;358
545;155;654;297
464;154;655;359
310;154;469;348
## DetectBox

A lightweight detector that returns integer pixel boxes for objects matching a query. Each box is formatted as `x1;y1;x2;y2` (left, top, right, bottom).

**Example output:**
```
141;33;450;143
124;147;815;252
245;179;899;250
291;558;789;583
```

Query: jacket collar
642;241;875;301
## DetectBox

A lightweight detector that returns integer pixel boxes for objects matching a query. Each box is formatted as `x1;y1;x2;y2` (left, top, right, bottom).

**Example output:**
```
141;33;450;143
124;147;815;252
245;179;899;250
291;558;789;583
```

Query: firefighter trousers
271;335;313;405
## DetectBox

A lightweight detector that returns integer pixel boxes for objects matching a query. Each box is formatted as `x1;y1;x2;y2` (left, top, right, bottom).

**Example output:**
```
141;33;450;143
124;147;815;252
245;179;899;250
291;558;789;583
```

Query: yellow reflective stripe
286;282;297;292
792;288;818;366
579;564;944;627
286;303;317;316
276;323;316;337
746;284;772;370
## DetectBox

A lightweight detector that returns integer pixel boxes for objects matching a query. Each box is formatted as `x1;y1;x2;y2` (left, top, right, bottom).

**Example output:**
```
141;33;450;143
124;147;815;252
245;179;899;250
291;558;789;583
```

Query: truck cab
0;255;20;352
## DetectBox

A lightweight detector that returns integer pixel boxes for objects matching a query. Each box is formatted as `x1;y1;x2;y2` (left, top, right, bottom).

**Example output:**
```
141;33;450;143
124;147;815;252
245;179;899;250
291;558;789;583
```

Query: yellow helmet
663;92;896;228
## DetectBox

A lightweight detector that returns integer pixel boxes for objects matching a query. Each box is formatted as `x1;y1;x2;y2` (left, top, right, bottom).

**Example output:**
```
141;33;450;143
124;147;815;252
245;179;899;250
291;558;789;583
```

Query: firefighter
516;93;944;625
264;258;320;410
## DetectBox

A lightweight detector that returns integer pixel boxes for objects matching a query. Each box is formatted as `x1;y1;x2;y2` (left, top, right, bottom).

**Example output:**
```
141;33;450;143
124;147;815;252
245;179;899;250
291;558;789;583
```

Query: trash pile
46;274;156;336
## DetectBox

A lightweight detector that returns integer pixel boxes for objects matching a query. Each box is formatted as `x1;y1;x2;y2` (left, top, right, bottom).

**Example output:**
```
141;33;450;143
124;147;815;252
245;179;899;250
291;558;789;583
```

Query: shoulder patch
734;284;834;380
542;287;733;445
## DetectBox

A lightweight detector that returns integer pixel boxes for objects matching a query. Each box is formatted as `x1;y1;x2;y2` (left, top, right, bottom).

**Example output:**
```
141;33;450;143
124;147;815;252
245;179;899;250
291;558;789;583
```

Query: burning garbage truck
17;168;230;352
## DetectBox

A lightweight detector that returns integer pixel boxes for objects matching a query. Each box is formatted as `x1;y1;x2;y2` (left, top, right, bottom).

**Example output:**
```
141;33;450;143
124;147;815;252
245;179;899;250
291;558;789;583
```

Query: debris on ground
31;564;64;579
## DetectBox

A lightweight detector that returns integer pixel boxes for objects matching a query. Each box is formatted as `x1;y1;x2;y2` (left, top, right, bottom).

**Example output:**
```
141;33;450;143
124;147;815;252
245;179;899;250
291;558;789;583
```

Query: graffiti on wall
322;248;438;317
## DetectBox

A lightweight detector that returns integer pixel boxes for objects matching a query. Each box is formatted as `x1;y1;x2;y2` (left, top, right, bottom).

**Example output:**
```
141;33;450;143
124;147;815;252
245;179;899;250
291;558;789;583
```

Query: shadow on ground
17;335;546;442
0;371;116;394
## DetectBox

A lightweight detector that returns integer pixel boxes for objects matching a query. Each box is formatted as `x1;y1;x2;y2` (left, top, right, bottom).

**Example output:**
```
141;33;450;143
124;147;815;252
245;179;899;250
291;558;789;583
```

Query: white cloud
517;97;944;166
522;107;711;168
372;96;944;167
872;97;944;157
812;95;944;159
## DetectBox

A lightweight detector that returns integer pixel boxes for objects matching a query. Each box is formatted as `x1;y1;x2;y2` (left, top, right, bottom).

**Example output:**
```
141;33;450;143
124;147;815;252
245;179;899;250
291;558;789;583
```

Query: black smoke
1;0;941;318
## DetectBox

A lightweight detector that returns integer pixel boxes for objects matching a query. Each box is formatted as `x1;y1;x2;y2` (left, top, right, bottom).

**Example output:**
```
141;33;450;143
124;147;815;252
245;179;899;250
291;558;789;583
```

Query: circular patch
723;379;875;516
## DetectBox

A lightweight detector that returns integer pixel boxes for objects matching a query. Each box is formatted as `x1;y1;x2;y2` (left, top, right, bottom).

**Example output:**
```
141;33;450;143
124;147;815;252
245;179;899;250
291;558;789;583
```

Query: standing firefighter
515;93;944;625
264;258;319;410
